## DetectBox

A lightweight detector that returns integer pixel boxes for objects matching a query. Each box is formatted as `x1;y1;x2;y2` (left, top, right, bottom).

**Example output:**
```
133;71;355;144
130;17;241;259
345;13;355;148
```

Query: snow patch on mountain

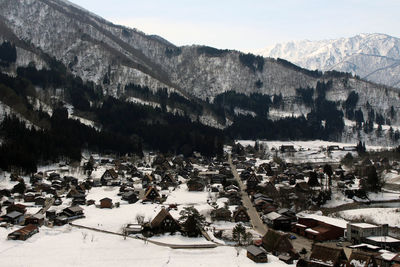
256;33;400;88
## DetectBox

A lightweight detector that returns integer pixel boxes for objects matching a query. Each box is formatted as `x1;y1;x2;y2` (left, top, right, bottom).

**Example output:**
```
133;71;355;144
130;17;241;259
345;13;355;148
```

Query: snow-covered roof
265;212;282;221
305;228;320;234
349;243;380;250
299;213;348;229
366;236;400;243
350;223;378;228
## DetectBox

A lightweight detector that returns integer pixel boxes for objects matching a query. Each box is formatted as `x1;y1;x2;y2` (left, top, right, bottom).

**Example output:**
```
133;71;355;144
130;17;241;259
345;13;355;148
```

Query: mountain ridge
256;33;400;88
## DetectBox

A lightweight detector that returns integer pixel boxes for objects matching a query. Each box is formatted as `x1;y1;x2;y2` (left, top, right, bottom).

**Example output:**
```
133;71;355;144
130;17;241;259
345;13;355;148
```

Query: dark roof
348;251;377;267
233;206;249;218
309;244;347;267
262;229;294;254
100;197;112;202
247;245;267;257
65;206;83;213
151;208;176;228
5;211;23;219
9;224;38;236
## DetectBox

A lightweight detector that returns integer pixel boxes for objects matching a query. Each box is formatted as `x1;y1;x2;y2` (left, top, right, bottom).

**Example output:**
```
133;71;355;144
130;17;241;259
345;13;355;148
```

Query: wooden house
233;206;250;223
142;174;154;188
34;196;46;206
143;186;160;202
246;245;268;263
3;211;24;224
63;206;84;218
262;229;298;259
211;208;232;221
100;197;113;209
6;204;27;214
347;251;378;267
263;212;291;231
150;208;180;234
187;179;205;191
306;243;347;267
246;173;261;190
160;173;177;187
24;192;37;202
122;191;138;204
25;213;45;226
7;224;39;241
101;169;118;185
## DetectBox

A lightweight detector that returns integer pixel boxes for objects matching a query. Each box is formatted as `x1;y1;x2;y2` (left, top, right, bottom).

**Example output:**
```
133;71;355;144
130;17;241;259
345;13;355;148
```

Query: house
347;223;389;243
347;251;378;267
187;179;205;191
365;236;400;251
34;196;46;206
6;204;27;214
63;206;84;218
246;245;268;263
294;214;346;241
24;192;37;202
100;197;113;209
280;145;296;153
7;224;39;241
303;243;347;267
122;191;138;204
150;208;180;234
233;206;250;223
246;174;261;190
262;229;298;259
160;173;177;187
142;174;154;188
25;213;45;226
101;169;118;185
210;208;232;221
143;186;160;202
3;211;24;224
123;224;143;235
263;212;291;231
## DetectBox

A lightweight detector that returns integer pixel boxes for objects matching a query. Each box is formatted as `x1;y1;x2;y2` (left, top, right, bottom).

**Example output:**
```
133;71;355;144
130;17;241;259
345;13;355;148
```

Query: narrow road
228;154;268;236
69;223;218;249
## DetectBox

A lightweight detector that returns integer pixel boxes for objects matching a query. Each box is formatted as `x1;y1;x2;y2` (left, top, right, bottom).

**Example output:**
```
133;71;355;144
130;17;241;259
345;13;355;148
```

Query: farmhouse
7;224;39;241
150;208;180;234
100;197;113;209
232;206;250;223
306;243;347;267
246;245;268;263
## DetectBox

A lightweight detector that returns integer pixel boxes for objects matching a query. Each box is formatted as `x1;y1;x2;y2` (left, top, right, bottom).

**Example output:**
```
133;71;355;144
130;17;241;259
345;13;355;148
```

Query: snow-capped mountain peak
256;33;400;88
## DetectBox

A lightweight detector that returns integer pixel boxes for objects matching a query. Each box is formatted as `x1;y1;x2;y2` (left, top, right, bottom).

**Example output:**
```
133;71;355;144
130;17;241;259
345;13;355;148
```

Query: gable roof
348;251;378;267
233;206;249;219
247;245;267;257
262;229;294;253
144;186;160;199
150;208;177;228
309;244;347;267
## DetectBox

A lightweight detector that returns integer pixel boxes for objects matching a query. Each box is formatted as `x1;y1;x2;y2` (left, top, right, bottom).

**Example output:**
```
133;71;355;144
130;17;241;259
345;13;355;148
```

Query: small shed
7;224;39;241
100;198;113;209
246;245;268;263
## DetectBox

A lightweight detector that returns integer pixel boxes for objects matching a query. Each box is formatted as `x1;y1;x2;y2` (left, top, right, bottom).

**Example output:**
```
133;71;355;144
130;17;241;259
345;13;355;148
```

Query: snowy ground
0;225;292;267
336;208;400;228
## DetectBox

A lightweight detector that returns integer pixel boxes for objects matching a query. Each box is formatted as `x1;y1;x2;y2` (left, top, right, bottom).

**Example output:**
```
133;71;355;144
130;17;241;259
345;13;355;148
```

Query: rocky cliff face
0;0;399;144
257;33;400;88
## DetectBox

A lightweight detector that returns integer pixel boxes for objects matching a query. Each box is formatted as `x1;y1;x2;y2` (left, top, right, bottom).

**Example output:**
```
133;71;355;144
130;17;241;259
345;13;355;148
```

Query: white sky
68;0;400;52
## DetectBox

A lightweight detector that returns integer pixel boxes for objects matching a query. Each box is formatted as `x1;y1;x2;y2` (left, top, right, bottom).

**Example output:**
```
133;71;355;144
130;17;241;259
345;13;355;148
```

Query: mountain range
256;33;400;88
0;0;399;171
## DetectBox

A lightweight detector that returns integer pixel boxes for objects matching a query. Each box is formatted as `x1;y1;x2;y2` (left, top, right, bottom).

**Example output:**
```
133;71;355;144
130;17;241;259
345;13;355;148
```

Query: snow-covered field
336;208;400;228
0;225;292;267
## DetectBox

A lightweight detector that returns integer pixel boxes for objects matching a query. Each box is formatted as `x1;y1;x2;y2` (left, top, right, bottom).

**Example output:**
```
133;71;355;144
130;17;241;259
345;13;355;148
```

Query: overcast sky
68;0;400;52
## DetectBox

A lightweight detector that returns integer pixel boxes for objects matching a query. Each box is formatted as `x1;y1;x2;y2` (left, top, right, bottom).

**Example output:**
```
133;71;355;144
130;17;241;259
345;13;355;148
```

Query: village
1;140;400;266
